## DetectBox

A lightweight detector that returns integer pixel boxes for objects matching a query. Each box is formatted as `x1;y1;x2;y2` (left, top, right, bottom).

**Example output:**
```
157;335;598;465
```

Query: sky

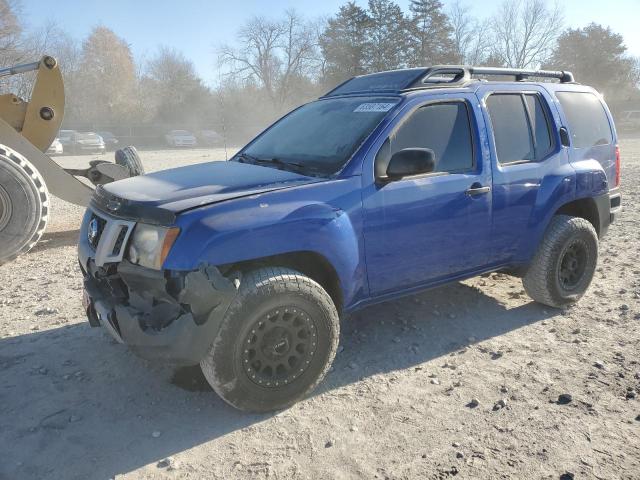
17;0;640;85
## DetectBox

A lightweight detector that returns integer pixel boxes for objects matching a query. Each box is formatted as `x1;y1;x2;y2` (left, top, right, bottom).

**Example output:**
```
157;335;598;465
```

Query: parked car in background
97;131;119;150
618;110;640;132
58;129;77;149
64;132;106;155
165;130;197;147
46;137;63;155
197;129;224;146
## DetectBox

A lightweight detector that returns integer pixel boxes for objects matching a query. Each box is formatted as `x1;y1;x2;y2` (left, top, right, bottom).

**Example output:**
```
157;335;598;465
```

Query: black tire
200;267;340;412
115;146;145;177
0;145;49;266
523;215;598;308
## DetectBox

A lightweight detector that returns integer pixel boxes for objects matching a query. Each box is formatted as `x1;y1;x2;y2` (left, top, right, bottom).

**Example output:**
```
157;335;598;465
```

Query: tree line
1;0;639;146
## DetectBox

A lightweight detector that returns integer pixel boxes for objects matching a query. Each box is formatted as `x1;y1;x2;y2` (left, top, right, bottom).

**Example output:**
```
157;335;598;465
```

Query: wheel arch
554;197;600;236
220;250;344;314
553;194;610;238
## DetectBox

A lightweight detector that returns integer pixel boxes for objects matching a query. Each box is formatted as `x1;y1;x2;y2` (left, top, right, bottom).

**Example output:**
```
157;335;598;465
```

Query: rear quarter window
556;92;613;148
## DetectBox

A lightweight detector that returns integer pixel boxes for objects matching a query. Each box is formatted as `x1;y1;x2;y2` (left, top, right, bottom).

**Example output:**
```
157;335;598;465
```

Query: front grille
112;226;129;256
85;208;136;266
88;213;107;250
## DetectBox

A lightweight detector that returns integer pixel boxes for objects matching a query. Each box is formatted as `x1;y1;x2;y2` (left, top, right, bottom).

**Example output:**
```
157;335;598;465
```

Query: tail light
615;145;621;187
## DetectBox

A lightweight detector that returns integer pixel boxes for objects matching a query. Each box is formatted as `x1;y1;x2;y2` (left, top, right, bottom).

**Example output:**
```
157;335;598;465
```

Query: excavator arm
0;56;144;264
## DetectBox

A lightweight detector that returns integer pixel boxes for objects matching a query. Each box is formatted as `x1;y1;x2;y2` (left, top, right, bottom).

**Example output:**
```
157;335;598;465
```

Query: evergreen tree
364;0;409;72
407;0;457;67
545;23;640;101
319;2;371;86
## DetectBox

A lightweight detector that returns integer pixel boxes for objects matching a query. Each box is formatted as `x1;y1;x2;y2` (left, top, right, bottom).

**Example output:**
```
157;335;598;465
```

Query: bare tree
448;0;492;65
219;16;282;101
218;10;319;106
0;0;23;65
490;0;563;68
71;27;138;125
140;47;212;126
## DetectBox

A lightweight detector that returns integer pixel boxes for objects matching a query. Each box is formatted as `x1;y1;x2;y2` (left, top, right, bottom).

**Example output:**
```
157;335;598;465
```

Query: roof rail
407;65;575;88
321;65;576;97
469;66;574;83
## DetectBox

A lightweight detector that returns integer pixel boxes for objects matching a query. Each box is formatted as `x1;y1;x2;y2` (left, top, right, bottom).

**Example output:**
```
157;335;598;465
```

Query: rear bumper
609;188;622;222
595;188;621;237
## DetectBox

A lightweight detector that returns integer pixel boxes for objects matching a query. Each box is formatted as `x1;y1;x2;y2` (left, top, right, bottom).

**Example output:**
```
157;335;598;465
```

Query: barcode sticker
354;103;396;113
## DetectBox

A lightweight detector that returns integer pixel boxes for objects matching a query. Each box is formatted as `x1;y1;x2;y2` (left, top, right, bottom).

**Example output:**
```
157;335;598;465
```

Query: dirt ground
0;142;639;480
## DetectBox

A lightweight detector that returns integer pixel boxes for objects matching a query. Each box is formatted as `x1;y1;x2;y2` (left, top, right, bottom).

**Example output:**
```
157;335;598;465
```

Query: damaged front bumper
79;214;238;365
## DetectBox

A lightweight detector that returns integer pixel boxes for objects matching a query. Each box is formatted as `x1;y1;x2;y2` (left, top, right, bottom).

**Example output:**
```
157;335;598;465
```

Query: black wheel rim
0;185;12;231
242;307;318;388
558;239;588;290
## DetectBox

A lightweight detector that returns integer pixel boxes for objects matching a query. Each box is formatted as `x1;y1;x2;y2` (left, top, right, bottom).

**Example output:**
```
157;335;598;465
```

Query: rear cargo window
556;92;613;148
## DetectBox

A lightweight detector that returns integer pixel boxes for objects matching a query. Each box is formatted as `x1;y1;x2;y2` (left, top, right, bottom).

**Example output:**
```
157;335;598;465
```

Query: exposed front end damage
82;258;238;365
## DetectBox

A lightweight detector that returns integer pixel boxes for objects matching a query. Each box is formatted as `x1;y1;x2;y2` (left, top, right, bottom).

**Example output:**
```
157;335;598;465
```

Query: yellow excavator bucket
0;56;91;205
0;56;64;152
0;55;144;264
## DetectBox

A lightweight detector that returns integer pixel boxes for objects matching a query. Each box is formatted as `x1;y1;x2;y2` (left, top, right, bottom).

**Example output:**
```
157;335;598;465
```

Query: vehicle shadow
0;280;552;479
30;229;80;252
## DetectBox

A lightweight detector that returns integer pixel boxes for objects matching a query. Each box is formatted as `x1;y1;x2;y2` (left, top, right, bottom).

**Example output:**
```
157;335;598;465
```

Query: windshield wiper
237;153;323;176
236;152;262;164
253;157;304;169
259;158;328;177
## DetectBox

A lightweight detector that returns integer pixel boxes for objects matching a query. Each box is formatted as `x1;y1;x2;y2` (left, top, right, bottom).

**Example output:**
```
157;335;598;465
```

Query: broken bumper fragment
81;257;237;365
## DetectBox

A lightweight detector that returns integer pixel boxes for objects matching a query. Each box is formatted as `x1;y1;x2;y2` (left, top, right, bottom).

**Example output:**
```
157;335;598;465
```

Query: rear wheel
523;215;598;308
0;145;49;266
200;267;340;412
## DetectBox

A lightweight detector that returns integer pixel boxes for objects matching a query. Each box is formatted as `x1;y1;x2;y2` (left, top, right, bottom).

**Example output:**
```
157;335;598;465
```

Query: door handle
465;184;491;196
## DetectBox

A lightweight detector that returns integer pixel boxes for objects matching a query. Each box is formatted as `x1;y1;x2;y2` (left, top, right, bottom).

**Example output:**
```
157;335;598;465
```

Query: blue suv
79;66;622;411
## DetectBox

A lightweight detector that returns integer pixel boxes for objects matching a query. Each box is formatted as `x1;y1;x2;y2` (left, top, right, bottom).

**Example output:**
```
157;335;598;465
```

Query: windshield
239;96;400;175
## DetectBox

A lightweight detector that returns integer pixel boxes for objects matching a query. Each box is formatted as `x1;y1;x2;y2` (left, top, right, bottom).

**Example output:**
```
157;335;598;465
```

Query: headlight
128;224;180;270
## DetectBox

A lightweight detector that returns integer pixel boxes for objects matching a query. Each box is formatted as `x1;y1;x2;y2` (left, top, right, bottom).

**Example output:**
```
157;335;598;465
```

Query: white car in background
46;138;63;155
165;130;197;147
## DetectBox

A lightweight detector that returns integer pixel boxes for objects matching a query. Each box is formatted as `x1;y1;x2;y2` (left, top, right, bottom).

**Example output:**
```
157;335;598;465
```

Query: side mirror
385;148;436;180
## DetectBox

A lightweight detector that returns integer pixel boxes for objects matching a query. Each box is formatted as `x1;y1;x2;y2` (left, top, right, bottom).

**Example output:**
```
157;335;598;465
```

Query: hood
99;160;320;216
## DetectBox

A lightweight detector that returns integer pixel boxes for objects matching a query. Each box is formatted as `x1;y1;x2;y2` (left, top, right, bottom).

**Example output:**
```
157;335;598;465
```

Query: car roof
321;66;589;100
320;81;596;103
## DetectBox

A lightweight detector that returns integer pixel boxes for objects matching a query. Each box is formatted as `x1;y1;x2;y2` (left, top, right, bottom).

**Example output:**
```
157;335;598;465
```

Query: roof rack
412;65;575;87
322;65;575;97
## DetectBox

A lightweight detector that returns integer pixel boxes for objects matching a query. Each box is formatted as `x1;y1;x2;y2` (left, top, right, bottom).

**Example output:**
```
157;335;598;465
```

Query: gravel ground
0;142;639;480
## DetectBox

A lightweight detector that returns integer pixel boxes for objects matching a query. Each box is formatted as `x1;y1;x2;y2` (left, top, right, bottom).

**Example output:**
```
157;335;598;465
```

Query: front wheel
200;267;340;412
523;215;598;308
0;146;49;265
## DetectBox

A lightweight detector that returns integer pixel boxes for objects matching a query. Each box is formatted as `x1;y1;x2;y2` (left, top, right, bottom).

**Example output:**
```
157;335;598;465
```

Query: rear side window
525;94;553;157
389;102;474;173
556;92;613;148
486;93;554;164
486;95;534;164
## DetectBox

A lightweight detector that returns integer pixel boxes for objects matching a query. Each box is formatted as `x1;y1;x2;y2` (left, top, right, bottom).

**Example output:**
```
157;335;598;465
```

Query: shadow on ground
30;229;80;252
0;280;552;479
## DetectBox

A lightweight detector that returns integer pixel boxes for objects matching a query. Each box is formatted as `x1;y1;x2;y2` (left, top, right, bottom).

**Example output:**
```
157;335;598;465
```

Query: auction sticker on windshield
354;103;396;113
